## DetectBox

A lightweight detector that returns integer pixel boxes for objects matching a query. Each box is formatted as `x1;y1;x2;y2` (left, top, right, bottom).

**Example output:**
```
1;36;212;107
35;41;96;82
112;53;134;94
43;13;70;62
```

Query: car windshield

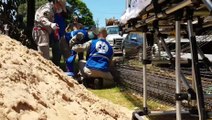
136;34;143;41
107;27;119;34
128;33;143;42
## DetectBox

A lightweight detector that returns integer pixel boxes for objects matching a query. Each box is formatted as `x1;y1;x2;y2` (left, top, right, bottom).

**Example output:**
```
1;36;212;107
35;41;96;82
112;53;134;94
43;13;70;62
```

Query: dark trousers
51;41;61;66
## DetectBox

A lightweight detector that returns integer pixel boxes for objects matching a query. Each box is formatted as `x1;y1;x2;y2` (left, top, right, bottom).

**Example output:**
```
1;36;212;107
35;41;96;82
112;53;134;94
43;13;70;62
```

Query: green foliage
17;3;27;22
66;0;95;27
18;0;48;23
35;0;48;9
90;87;173;110
18;0;95;27
0;0;24;22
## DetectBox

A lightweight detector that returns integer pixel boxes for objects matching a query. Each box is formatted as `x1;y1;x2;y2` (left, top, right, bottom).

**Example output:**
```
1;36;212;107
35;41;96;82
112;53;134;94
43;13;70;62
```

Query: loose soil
0;35;131;120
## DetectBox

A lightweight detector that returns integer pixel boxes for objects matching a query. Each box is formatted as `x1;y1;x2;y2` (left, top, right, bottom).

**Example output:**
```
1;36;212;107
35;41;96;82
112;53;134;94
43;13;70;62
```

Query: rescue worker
50;3;67;66
65;24;89;76
65;15;83;32
65;23;89;60
32;0;66;59
60;16;85;62
72;28;114;83
67;25;89;47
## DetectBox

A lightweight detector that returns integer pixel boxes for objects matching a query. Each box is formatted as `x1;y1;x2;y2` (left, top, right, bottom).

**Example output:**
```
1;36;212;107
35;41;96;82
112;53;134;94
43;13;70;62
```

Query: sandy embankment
0;35;131;120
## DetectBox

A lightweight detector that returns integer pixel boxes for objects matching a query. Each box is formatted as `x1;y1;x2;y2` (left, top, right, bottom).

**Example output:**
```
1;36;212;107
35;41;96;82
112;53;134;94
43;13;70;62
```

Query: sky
82;0;125;27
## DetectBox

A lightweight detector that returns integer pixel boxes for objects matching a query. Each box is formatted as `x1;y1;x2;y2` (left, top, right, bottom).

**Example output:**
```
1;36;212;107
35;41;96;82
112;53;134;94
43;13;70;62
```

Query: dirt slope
0;35;131;120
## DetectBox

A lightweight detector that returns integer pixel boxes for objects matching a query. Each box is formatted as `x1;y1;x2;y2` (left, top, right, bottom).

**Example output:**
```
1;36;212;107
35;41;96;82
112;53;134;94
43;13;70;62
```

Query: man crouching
72;28;114;88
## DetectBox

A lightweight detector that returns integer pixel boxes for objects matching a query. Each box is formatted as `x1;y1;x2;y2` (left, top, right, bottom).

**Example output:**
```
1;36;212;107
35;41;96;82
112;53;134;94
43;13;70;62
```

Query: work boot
94;78;103;89
75;75;83;84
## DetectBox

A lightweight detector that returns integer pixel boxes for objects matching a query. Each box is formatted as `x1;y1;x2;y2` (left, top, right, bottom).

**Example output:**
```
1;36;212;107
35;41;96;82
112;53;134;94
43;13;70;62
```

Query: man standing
72;28;114;82
50;4;67;66
32;0;66;59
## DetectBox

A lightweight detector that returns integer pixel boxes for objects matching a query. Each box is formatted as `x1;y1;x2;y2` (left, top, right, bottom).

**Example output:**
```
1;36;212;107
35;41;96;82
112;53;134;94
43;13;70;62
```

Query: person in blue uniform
64;23;89;76
72;28;114;81
50;7;67;66
65;23;89;48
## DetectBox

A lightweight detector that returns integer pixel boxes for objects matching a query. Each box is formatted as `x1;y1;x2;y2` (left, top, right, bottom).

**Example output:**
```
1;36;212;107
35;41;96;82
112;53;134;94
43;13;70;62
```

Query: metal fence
114;65;212;110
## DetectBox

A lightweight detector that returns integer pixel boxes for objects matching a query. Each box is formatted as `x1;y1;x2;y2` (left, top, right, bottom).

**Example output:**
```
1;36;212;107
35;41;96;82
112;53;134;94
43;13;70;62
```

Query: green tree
18;0;47;23
0;0;25;22
1;0;95;48
67;0;95;27
0;0;37;48
0;0;26;34
18;0;95;27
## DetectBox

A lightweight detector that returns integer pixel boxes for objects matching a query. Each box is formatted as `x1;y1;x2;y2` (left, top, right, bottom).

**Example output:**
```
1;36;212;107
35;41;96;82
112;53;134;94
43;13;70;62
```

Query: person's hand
65;24;72;32
51;23;59;30
54;28;60;40
51;23;60;40
69;36;77;47
69;32;84;47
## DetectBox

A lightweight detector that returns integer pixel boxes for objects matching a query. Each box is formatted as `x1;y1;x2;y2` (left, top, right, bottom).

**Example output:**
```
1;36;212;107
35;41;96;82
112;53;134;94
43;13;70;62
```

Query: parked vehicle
105;18;124;55
121;32;143;60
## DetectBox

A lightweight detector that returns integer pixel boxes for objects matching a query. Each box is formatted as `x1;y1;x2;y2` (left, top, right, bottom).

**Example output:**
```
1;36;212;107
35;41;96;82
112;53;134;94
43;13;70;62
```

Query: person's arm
69;32;84;47
65;24;73;32
40;16;54;28
109;53;114;67
37;4;57;30
72;40;92;53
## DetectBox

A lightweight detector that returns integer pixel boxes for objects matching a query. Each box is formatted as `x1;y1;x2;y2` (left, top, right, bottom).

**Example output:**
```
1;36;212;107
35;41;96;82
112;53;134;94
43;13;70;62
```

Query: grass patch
90;87;137;110
123;59;143;68
90;87;173;111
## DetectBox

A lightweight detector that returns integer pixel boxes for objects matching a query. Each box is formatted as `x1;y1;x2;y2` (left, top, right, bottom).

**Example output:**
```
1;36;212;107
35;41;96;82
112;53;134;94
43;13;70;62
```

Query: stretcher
120;0;212;120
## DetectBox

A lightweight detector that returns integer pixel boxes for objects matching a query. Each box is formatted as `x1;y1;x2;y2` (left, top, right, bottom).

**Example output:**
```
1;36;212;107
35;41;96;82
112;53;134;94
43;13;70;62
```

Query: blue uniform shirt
50;13;66;43
78;28;89;42
65;30;78;43
65;28;89;44
86;39;113;72
54;13;66;38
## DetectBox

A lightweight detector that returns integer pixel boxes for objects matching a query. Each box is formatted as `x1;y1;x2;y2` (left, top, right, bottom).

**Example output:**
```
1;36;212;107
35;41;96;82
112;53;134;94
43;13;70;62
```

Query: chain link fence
113;64;212;110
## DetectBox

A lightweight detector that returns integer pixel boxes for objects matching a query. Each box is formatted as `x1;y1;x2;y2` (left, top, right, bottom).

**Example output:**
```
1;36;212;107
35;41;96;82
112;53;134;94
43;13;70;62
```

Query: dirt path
0;35;131;120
